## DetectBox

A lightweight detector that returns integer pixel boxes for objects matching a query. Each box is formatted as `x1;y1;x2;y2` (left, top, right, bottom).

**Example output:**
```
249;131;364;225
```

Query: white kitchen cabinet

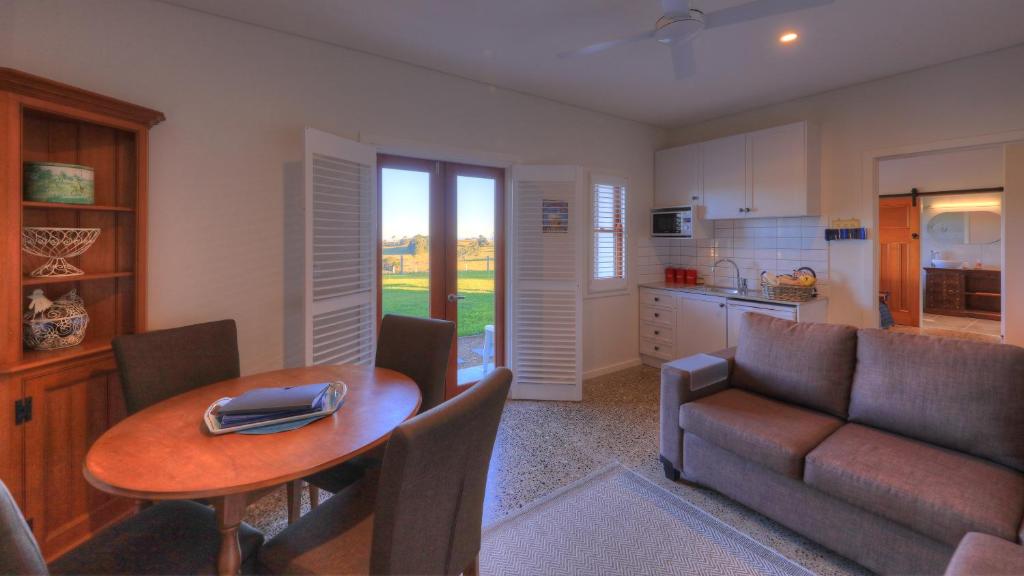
654;143;702;208
640;286;830;367
700;134;748;220
639;288;677;364
677;121;820;220
676;293;728;357
747;122;820;218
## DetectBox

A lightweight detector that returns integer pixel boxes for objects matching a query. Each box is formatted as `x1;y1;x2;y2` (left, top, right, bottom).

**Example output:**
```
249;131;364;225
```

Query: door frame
376;154;506;398
865;129;1024;332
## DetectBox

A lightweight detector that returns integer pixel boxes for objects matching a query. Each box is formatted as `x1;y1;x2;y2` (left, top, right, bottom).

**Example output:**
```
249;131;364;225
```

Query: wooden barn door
879;197;921;326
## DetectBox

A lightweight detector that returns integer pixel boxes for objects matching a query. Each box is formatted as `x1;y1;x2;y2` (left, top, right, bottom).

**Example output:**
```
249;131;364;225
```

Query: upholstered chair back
370;367;512;575
113;319;240;415
375;314;455;412
0;481;47;576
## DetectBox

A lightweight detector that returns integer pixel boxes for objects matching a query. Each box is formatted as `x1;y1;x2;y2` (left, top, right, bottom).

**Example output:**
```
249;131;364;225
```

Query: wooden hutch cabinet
0;69;163;560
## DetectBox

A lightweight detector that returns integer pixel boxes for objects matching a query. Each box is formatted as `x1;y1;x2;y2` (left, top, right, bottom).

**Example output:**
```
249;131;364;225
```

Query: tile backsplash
638;216;830;290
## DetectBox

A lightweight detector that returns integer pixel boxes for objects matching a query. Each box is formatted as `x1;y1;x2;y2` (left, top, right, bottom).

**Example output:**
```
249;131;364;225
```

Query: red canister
672;268;686;283
685;269;698;284
664;267;676;284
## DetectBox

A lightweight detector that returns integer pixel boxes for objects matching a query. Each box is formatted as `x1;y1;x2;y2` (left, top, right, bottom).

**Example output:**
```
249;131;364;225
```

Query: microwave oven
651;206;700;238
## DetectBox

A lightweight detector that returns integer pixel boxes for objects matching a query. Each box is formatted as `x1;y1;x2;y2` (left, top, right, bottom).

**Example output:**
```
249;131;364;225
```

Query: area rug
481;463;813;576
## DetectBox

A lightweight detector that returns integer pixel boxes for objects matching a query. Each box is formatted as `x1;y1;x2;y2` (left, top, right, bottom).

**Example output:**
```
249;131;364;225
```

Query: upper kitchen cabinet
746;121;821;218
654;121;820;220
654;143;702;208
700;134;747;219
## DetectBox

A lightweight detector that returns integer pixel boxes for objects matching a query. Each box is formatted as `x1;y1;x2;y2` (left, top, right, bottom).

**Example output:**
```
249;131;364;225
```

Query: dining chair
112;319;240;415
0;480;264;575
300;314;455;514
259;367;513;575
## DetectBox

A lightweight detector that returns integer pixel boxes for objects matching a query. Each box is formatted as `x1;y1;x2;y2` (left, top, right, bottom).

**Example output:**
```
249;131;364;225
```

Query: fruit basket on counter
761;267;817;302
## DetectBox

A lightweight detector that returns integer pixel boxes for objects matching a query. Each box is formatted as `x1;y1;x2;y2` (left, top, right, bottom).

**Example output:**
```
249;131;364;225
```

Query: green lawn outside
381;270;495;337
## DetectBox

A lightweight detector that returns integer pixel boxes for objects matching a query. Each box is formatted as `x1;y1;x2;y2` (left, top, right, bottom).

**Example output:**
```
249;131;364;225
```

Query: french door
377;154;505;397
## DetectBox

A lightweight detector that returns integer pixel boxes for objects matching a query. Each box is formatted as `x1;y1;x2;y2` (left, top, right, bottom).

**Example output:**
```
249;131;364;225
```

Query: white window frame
588;173;628;296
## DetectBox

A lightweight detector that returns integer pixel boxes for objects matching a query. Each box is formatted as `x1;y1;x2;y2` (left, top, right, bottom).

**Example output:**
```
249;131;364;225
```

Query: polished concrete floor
246;366;866;576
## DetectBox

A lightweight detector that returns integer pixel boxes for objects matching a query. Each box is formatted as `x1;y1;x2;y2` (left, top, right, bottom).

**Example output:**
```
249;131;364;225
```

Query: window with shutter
590;175;628;294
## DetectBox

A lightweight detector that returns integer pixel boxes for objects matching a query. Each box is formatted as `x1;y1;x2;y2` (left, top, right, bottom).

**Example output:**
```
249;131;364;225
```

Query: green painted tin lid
25;162;94;171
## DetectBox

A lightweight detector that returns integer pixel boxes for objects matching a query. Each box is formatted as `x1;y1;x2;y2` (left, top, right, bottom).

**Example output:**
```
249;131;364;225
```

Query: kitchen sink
704;286;742;295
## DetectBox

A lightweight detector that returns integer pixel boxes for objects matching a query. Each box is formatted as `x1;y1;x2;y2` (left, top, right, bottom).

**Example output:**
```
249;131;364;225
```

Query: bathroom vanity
924;267;1001;321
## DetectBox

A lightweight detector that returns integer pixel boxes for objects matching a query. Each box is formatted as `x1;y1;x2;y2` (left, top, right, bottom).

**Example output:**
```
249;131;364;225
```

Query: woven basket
760;282;815;302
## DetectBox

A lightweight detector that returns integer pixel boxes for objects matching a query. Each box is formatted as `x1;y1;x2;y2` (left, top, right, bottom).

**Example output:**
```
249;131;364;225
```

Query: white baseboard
583;357;642;380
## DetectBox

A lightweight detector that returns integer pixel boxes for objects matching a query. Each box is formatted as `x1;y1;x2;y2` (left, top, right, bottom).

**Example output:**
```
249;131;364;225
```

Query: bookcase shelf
0;67;163;560
23;201;135;212
22;272;133;287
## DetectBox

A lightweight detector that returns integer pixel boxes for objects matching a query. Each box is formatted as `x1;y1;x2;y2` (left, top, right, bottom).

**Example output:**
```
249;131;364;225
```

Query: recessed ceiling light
779;32;799;44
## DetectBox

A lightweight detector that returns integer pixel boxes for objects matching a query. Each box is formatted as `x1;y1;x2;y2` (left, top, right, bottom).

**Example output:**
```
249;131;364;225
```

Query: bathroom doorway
877;146;1004;343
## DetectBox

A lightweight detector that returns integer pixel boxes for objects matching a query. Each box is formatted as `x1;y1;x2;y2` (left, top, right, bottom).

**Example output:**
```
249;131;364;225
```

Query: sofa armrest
944;533;1024;576
659;348;735;479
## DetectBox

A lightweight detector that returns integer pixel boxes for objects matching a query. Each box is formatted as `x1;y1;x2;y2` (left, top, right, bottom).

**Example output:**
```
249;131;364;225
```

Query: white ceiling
162;0;1024;127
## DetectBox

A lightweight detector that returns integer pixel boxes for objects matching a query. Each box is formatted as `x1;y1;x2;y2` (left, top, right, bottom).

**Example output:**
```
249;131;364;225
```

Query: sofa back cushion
733;313;858;418
850;329;1024;471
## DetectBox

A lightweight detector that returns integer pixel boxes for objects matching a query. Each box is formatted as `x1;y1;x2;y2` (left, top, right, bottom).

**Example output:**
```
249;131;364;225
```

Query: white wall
878;146;1003;197
4;0;663;375
666;44;1024;328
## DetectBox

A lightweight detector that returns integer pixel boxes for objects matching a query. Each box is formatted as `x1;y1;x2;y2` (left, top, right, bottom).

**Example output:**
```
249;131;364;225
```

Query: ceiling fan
559;0;835;79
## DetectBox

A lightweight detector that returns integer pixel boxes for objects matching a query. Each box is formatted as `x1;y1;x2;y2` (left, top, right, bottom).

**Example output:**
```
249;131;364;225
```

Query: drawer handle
654;313;660;318
654;297;660;302
654;330;660;335
654;346;660;351
719;303;725;308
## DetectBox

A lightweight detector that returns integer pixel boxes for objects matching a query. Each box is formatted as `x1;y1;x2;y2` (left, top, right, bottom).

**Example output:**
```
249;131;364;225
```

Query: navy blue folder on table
218;382;330;427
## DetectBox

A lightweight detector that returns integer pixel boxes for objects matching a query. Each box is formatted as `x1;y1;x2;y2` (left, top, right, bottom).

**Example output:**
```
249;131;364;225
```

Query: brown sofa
659;313;1024;575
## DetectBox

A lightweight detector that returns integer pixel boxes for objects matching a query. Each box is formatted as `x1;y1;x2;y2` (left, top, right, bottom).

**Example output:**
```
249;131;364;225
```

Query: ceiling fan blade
660;0;691;16
704;0;834;30
558;30;656;58
671;41;697;79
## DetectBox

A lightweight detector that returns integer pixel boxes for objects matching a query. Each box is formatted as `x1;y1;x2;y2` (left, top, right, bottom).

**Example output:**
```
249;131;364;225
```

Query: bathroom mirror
926;211;1000;244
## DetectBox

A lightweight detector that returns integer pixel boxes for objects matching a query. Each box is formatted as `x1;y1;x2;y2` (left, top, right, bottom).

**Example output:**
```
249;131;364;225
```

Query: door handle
447;294;465;302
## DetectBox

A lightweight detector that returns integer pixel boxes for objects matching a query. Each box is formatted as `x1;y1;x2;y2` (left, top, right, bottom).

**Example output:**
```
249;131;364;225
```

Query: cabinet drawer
640;338;674;360
640;324;674;344
640;289;676;310
640;305;673;325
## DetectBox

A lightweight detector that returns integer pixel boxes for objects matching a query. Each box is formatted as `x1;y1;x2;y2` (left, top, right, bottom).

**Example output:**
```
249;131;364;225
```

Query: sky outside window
381;169;494;240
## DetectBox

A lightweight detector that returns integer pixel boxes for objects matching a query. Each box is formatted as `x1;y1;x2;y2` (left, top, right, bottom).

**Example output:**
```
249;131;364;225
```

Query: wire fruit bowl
21;227;101;277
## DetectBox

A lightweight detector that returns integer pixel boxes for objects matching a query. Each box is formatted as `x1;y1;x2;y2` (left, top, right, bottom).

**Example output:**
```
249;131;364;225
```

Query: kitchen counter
640;282;828;307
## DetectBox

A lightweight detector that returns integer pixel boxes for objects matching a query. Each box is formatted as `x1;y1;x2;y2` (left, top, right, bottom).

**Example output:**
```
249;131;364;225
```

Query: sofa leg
660;456;680;481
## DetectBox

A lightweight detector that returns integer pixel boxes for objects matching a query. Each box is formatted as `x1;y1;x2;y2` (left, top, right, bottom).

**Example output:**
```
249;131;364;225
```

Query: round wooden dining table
83;364;421;576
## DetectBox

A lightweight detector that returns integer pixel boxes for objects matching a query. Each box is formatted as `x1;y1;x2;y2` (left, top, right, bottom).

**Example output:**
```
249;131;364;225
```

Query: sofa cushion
805;423;1024;547
944;533;1024;576
680;388;843;479
733;314;858;418
849;329;1024;471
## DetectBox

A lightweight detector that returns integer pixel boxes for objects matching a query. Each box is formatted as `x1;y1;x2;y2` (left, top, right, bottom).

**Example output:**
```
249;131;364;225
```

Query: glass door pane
380;167;431;319
455;175;497;386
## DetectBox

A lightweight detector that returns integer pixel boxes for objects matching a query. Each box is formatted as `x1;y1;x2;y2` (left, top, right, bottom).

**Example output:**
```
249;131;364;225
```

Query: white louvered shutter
509;165;583;401
590;174;628;294
304;128;377;366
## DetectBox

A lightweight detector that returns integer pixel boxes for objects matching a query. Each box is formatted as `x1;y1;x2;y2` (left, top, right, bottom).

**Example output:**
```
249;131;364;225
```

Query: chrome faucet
712;258;747;292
